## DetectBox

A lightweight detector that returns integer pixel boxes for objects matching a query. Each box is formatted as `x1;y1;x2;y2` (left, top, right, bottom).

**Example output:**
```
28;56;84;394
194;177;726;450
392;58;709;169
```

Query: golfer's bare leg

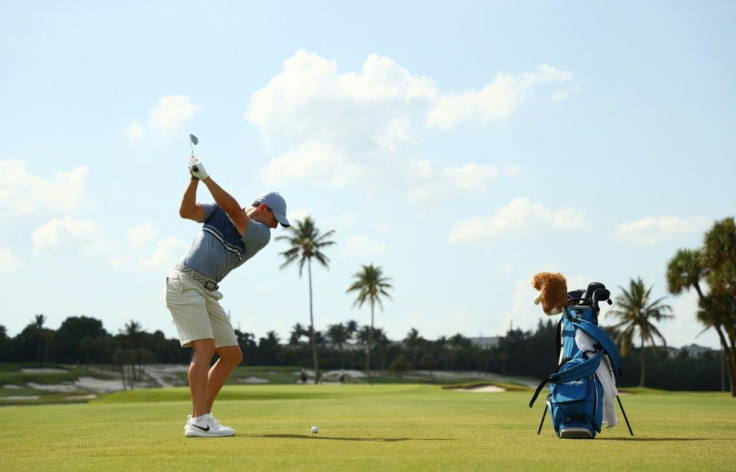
205;345;243;413
189;338;216;418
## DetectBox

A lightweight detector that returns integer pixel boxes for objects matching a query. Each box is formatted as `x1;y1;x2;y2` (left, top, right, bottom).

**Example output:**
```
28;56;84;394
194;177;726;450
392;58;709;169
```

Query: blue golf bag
529;282;633;439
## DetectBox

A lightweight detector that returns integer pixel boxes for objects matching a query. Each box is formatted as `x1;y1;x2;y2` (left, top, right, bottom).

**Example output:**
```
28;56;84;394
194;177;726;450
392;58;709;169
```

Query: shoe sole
185;429;236;438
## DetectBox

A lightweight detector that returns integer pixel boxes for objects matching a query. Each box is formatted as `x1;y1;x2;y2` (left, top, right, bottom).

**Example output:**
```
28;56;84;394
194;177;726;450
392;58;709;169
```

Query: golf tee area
2;381;735;471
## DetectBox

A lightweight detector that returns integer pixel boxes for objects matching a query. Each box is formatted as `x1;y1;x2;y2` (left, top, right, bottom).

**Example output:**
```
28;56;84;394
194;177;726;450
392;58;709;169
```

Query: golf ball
311;426;319;434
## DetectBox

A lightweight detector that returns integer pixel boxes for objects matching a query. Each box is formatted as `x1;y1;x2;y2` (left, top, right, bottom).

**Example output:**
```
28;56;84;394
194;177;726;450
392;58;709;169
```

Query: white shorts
164;269;238;348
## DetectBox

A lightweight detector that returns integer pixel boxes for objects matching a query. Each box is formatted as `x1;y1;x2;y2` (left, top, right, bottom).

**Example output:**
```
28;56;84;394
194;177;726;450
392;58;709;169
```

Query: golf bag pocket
548;358;603;438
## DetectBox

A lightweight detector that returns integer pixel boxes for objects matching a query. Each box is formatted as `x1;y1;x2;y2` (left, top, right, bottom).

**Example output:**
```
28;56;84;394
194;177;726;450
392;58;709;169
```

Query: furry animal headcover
532;272;568;316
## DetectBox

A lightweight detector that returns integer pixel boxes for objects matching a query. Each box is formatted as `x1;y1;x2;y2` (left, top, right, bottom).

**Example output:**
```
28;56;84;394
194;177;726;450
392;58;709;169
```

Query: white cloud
128;95;201;136
122;95;200;140
0;161;91;217
250;51;562;206
405;161;501;206
110;237;188;272
447;197;588;244
426;63;577;130
246;50;436;145
31;217;107;256
136;237;188;271
612;216;710;246
261;139;359;187
128;223;158;249
344;234;389;257
121;118;145;140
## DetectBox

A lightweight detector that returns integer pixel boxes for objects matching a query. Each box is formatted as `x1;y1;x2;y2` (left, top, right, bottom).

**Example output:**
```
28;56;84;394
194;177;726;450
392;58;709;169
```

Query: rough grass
1;384;735;471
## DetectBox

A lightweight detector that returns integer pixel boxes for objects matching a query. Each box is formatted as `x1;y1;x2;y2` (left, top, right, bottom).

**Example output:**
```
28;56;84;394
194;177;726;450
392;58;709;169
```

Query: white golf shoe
184;413;236;437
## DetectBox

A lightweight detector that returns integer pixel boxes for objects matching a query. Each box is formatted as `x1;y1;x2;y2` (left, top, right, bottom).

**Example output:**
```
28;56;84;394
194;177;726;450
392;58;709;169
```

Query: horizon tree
327;323;350;369
288;323;309;347
33;314;46;362
607;277;674;387
346;264;393;383
277;216;336;384
404;328;424;369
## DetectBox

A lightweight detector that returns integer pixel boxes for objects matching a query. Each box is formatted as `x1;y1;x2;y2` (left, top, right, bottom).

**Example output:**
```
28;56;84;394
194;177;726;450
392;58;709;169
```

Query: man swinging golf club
165;144;289;437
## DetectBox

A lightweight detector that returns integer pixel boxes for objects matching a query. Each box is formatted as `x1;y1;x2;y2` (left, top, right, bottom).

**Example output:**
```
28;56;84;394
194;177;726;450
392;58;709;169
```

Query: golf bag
529;282;633;439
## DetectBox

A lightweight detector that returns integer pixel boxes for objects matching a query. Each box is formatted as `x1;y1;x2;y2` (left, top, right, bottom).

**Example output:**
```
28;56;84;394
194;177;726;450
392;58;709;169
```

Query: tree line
0;314;728;392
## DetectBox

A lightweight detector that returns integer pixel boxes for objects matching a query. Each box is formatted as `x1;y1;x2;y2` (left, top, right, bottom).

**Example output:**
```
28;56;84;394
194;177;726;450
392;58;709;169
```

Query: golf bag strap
553;350;603;383
529;378;551;408
528;351;603;408
563;309;623;378
555;318;563;360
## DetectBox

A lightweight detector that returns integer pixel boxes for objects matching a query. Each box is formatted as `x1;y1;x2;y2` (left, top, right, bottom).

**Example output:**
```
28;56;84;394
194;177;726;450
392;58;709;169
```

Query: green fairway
1;384;735;471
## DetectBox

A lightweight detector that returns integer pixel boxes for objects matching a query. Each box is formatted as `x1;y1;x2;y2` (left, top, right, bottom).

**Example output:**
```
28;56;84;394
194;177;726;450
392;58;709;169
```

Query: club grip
192;165;199;172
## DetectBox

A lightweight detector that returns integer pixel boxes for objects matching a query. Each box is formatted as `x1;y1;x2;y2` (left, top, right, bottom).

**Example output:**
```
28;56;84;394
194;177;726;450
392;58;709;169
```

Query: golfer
165;156;289;437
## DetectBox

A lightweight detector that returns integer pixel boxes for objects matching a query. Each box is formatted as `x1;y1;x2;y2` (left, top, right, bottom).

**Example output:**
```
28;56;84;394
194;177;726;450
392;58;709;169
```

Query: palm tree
288;323;308;347
346;264;393;383
277;216;336;384
122;320;144;349
607;277;674;387
345;320;359;342
327;323;350;369
33;314;46;362
699;218;736;395
667;221;736;397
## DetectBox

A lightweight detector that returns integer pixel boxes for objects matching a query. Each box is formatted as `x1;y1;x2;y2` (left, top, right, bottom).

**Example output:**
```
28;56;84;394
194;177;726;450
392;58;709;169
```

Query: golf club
189;134;199;172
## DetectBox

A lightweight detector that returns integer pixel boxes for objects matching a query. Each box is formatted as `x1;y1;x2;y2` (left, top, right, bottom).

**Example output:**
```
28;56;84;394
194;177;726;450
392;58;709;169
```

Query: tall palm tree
346;264;393;383
607;277;674;387
277;216;336;384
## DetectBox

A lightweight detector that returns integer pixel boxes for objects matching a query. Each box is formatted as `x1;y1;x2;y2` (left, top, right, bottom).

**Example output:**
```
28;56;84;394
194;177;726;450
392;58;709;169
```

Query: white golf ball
311;426;319;434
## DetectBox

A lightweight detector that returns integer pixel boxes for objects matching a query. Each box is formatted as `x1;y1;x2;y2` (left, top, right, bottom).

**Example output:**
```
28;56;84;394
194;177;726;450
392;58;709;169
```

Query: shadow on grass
252;434;453;443
596;437;712;442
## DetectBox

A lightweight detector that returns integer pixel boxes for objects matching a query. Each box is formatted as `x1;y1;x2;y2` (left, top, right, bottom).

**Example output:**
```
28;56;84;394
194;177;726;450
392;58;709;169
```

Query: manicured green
1;384;735;471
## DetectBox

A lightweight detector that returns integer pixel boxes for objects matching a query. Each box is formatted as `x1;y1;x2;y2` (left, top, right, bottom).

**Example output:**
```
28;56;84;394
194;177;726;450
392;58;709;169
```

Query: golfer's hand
188;157;209;181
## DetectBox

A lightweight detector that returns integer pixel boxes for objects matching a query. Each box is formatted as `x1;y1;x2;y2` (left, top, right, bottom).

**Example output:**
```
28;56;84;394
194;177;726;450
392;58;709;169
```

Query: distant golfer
165;156;289;437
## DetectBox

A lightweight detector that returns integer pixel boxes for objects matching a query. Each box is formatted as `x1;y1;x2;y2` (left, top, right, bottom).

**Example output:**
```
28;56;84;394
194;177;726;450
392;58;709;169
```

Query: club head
189;134;198;145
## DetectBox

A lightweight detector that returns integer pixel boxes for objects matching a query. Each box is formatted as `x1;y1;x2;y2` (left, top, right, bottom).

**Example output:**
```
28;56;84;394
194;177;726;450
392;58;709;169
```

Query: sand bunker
453;385;505;393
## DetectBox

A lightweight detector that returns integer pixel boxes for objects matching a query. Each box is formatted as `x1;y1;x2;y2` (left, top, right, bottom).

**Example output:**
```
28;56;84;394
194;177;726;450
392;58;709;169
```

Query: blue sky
1;1;734;350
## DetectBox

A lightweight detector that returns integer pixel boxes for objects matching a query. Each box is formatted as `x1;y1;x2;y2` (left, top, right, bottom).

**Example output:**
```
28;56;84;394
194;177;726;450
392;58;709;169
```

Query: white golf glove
188;157;209;181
